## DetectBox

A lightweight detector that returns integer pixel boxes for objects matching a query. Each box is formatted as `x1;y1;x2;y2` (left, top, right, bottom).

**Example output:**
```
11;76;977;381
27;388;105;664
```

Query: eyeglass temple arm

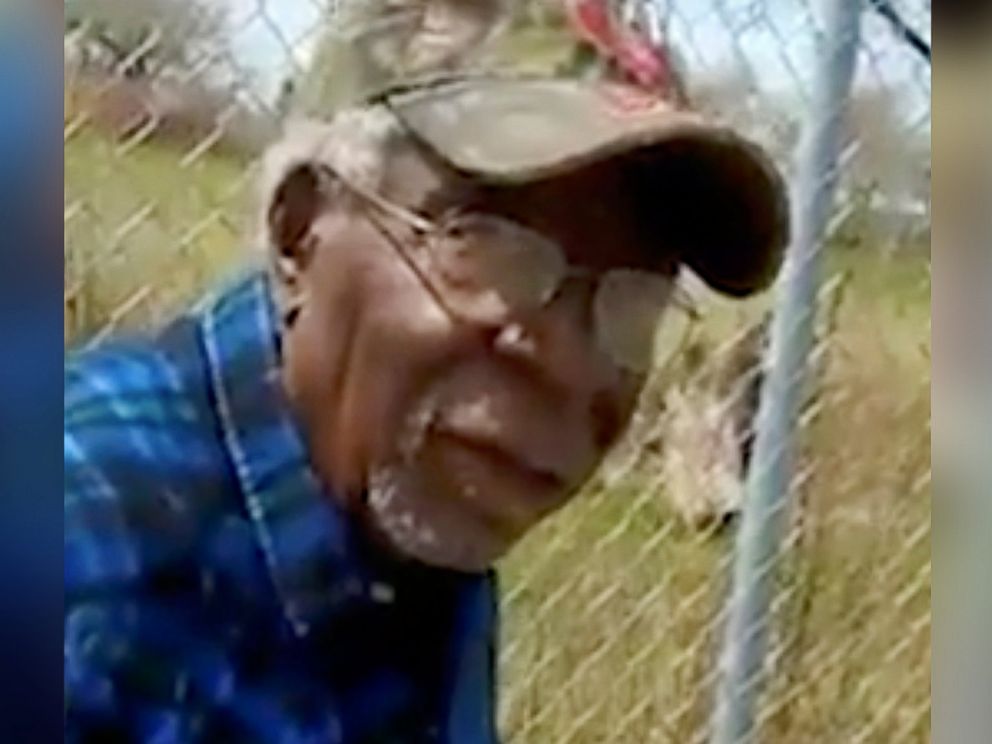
313;163;435;234
312;164;470;322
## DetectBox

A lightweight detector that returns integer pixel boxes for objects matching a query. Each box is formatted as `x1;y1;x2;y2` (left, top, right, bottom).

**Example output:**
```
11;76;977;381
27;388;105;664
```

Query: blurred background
63;1;931;741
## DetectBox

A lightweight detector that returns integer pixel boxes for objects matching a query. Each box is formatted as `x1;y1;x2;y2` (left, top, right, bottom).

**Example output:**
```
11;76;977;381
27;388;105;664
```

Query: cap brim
384;77;790;296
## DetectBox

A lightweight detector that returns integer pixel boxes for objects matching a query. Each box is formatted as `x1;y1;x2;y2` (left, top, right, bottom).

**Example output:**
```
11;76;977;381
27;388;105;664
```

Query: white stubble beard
364;389;499;572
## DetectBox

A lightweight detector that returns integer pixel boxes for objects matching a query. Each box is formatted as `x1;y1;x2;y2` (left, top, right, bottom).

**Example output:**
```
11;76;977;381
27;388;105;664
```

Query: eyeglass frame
307;162;700;372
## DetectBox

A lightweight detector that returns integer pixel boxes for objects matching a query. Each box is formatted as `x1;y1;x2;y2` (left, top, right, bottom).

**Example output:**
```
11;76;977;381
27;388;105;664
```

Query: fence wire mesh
64;1;931;742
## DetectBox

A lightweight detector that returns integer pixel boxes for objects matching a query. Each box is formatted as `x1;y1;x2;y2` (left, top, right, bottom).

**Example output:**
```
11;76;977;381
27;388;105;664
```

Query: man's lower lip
428;431;569;535
433;429;564;492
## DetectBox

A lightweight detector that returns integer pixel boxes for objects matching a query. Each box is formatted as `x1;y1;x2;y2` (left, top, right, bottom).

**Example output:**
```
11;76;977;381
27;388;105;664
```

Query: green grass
64;133;931;743
64;129;252;343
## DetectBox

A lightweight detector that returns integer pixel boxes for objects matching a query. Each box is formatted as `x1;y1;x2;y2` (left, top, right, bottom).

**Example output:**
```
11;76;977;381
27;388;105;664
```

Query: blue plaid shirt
64;269;500;744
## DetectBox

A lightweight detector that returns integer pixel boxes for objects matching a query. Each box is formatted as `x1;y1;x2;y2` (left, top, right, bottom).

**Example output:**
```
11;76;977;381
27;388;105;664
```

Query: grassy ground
65;134;931;743
64;129;252;343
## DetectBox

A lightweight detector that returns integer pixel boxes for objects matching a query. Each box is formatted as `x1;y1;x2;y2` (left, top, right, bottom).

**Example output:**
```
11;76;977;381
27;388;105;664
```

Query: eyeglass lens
420;214;688;373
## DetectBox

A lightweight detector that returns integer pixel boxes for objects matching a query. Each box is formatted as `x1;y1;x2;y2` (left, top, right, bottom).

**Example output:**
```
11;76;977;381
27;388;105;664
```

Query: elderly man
65;76;787;742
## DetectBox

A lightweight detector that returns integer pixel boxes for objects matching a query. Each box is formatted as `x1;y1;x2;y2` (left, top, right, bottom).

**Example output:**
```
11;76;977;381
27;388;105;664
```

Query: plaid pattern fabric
64;269;499;744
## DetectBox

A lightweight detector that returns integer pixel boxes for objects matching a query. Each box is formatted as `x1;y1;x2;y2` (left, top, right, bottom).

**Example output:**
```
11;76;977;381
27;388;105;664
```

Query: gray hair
256;104;407;259
255;105;412;319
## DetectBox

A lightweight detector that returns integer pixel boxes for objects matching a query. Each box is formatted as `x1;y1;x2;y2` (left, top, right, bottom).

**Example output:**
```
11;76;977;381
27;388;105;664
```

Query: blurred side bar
932;35;992;744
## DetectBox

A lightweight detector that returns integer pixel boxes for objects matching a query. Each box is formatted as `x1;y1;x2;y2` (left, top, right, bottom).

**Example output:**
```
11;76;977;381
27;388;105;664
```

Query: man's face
279;147;675;572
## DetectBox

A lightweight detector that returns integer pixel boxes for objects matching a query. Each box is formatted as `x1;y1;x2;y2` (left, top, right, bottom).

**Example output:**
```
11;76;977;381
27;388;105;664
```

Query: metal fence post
709;2;865;743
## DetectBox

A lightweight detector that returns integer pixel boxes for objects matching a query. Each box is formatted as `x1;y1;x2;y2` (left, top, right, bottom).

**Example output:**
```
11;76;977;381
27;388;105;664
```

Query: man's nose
492;280;598;381
491;284;638;443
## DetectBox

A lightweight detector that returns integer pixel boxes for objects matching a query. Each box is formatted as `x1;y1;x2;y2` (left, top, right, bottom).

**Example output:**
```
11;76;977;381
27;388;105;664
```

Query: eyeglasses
314;165;698;374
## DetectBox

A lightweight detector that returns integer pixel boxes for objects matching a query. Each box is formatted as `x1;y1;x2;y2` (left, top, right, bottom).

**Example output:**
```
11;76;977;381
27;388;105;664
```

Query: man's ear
267;163;326;270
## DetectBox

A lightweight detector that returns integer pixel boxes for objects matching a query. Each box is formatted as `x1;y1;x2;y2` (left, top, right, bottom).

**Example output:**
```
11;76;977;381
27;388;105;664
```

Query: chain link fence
64;1;931;741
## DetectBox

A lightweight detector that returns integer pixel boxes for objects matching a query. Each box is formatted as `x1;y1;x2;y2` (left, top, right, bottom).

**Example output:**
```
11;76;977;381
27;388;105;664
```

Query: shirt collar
196;270;499;738
198;268;381;637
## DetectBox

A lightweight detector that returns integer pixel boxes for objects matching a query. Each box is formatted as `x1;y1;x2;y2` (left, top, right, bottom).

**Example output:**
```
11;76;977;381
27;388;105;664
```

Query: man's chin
373;511;511;574
365;463;511;574
389;529;507;574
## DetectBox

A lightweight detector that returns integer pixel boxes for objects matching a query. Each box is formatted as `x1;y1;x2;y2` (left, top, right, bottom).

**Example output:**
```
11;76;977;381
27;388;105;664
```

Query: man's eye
438;210;474;239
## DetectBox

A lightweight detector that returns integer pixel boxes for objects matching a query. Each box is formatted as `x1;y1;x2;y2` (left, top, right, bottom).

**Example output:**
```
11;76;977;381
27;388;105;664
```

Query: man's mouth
365;397;589;571
429;426;571;527
434;426;565;489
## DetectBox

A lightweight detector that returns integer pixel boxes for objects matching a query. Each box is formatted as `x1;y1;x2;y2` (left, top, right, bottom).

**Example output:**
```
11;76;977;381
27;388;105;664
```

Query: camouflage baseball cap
381;75;790;296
